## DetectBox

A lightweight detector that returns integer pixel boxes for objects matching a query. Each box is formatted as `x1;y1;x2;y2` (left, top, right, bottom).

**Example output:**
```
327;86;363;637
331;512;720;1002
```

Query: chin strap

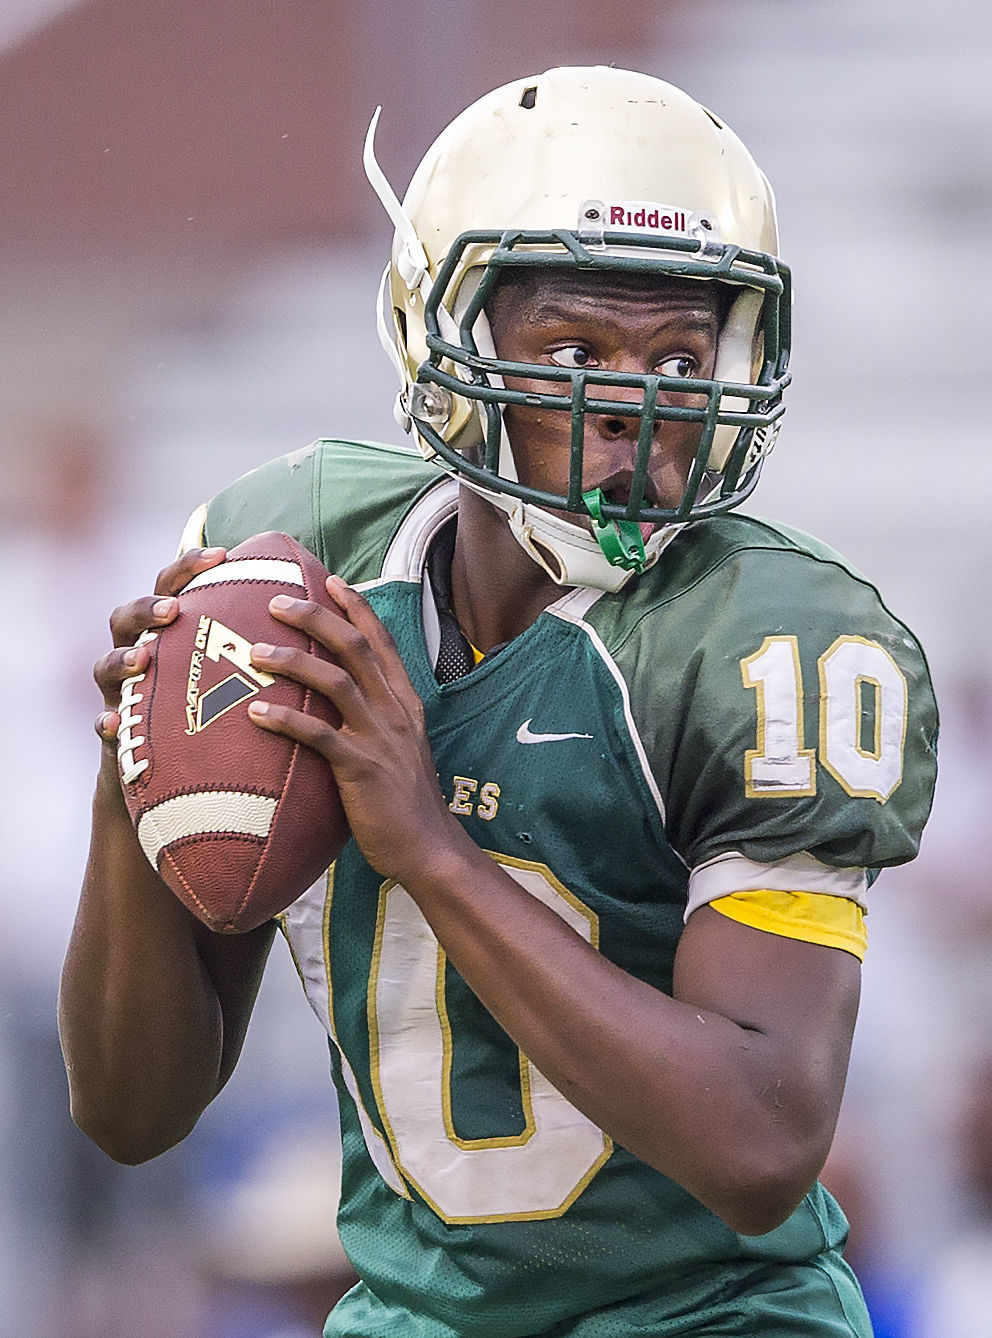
458;475;683;591
581;488;649;574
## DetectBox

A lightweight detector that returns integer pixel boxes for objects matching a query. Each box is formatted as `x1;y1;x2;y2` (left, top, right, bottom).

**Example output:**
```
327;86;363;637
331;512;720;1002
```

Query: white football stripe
137;791;278;865
182;558;305;592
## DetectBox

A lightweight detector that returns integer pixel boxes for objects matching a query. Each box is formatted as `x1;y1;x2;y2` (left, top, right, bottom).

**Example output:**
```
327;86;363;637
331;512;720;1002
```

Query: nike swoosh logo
516;719;594;745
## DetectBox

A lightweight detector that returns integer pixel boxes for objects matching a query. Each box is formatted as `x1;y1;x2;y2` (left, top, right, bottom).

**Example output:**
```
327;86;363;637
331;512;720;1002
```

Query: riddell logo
607;202;690;232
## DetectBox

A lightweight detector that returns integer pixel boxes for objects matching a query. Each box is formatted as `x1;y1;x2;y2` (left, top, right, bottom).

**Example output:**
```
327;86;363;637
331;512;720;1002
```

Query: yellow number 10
741;635;907;803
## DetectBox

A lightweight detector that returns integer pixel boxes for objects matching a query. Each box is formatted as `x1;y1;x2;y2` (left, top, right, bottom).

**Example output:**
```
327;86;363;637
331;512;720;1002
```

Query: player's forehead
485;266;727;334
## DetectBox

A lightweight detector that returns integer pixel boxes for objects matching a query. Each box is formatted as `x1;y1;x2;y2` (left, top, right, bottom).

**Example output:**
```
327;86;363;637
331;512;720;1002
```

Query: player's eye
549;345;594;368
658;355;697;379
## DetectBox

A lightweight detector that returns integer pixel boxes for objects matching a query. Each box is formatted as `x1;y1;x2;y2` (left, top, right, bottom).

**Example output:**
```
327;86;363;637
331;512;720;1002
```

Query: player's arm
362;827;858;1237
247;581;859;1235
58;548;275;1165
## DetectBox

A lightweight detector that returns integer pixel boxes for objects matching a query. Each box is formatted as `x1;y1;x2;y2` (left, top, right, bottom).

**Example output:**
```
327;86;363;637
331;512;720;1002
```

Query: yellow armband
708;889;867;961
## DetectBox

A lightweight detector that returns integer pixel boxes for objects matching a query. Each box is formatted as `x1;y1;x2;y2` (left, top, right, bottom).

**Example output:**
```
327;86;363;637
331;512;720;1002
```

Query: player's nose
595;410;641;441
590;380;661;443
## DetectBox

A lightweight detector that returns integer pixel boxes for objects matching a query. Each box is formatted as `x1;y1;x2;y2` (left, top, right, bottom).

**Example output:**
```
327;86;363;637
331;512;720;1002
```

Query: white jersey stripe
379;476;459;584
281;873;410;1198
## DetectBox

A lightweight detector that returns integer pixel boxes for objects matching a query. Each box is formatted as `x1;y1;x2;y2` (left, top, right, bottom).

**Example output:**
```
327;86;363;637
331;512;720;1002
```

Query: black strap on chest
426;521;476;684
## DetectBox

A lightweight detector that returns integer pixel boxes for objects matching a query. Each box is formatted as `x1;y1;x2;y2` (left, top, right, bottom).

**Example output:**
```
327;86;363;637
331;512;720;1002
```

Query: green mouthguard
582;488;649;573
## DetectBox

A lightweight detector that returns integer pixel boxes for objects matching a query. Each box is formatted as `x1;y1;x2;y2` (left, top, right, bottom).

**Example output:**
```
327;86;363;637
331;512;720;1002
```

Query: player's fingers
95;709;120;743
324;577;409;670
108;595;178;649
266;596;400;707
107;547;223;649
265;594;361;658
327;577;428;715
153;546;227;597
270;582;422;717
247;697;404;797
249;643;376;732
93;641;152;701
247;698;344;764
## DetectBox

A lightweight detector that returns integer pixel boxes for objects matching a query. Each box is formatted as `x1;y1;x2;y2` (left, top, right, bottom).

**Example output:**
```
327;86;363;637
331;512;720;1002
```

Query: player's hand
247;576;466;882
93;547;227;746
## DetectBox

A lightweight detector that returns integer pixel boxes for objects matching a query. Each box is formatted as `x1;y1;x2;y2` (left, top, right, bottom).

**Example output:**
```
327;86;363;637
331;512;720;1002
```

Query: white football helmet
366;66;791;591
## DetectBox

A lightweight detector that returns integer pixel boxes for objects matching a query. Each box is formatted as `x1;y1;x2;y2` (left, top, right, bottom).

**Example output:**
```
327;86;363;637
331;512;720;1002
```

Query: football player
61;67;938;1336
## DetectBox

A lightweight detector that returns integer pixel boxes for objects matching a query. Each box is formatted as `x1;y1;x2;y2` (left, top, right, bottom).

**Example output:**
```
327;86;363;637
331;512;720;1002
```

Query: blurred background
1;1;989;1334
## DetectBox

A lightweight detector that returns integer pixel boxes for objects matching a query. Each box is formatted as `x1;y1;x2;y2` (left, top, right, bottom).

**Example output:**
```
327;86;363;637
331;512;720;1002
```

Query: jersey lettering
819;637;907;801
365;855;612;1223
446;775;501;820
741;634;907;802
740;637;816;796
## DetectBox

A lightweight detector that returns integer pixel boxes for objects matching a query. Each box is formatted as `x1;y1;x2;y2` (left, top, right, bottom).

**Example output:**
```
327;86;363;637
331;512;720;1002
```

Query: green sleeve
620;538;938;873
200;439;440;584
202;444;323;555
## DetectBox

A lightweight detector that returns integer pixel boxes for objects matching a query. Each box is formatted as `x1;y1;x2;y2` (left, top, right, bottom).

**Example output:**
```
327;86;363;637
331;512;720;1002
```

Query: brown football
116;531;348;932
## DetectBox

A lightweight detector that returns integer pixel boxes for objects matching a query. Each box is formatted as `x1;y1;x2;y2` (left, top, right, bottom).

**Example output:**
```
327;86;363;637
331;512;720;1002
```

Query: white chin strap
457;473;682;592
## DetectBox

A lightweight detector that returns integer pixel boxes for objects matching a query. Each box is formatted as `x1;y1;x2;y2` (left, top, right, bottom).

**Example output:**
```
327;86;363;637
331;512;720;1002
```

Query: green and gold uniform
193;439;937;1338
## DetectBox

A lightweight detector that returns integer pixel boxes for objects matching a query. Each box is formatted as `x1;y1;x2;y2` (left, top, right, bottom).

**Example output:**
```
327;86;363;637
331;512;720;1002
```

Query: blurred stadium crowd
1;1;990;1334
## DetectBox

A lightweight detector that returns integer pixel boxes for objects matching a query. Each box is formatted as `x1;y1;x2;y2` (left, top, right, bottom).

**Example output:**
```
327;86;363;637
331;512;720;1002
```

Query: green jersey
199;439;937;1338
